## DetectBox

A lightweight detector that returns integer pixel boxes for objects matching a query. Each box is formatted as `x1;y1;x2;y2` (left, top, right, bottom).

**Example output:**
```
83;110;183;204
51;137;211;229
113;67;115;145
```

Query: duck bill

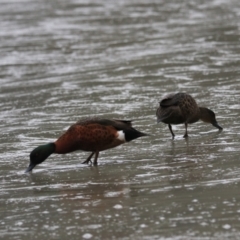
25;163;36;173
212;122;223;130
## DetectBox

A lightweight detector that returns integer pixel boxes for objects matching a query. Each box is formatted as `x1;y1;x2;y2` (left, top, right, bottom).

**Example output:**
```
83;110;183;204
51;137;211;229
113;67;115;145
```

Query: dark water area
1;0;240;239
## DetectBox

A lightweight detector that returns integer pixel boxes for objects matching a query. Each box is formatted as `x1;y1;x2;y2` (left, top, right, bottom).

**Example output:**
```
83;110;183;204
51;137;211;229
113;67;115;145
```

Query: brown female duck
26;118;148;172
156;93;223;138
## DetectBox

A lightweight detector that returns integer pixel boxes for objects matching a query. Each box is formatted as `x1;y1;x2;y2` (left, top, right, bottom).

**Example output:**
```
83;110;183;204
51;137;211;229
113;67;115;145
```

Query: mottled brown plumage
156;93;223;138
25;118;148;172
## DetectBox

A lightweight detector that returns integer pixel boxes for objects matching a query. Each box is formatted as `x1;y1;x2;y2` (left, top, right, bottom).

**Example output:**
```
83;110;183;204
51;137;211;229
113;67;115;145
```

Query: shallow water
1;0;240;239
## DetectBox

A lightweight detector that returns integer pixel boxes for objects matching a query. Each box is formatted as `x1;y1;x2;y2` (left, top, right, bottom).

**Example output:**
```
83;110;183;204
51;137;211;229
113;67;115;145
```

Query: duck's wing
99;119;133;130
75;118;147;142
156;105;185;124
160;94;179;107
76;118;132;130
156;107;173;122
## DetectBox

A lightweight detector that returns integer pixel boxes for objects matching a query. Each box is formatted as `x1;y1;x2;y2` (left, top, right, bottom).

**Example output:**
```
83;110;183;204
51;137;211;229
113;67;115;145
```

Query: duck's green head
25;143;55;173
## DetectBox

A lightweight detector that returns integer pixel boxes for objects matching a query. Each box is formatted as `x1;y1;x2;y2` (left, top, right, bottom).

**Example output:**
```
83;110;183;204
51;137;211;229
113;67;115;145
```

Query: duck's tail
124;128;149;142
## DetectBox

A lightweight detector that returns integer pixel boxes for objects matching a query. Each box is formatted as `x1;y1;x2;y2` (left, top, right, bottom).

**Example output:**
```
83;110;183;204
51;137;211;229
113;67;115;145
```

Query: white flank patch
117;130;126;142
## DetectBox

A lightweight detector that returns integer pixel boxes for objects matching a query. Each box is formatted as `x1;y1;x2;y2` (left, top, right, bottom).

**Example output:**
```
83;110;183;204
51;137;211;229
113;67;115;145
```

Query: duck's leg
82;152;94;164
168;124;175;138
183;123;188;138
93;151;99;166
